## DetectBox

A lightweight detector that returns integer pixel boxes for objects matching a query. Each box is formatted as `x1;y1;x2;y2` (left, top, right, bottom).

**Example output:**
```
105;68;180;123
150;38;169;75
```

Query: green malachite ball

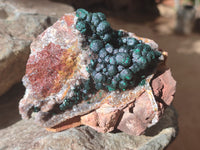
118;30;124;37
127;37;139;47
122;37;127;44
59;104;65;111
85;13;92;22
129;63;140;73
96;21;110;35
134;44;143;54
105;43;113;54
101;33;111;42
90;59;95;67
91;13;100;26
115;53;131;67
146;51;154;62
109;56;116;65
155;51;162;57
114;74;120;82
97;12;106;21
108;65;117;76
111;79;118;87
90;40;104;53
76;21;87;34
138;56;147;70
99;48;107;58
95;82;103;90
107;85;116;91
120;69;133;80
76;8;88;20
142;44;151;56
119;80;128;90
94;72;104;83
33;106;40;112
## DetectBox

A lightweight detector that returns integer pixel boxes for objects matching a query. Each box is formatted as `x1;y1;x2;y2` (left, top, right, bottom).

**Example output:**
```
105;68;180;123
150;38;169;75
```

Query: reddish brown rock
117;69;176;135
153;69;176;105
81;104;122;133
117;112;147;135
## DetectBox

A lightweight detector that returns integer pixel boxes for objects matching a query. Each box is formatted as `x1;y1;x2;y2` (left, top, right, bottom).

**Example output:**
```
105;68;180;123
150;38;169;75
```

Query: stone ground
0;1;200;149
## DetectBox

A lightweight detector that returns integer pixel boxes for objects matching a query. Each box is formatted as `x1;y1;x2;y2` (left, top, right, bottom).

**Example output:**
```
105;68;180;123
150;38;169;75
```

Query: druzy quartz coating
59;9;162;111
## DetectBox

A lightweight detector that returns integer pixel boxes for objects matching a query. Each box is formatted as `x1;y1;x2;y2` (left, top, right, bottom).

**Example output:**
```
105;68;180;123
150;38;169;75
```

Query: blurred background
0;0;200;149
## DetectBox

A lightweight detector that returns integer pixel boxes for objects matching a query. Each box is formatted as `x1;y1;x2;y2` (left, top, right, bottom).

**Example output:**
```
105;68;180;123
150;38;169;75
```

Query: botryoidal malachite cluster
59;9;162;111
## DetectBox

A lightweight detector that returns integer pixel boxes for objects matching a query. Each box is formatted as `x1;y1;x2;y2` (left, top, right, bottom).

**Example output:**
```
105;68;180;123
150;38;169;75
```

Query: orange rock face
26;43;77;98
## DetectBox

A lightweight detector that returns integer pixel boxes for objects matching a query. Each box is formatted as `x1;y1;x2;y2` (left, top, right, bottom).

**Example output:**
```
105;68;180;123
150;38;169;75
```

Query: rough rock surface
0;0;74;96
0;106;178;150
19;10;176;135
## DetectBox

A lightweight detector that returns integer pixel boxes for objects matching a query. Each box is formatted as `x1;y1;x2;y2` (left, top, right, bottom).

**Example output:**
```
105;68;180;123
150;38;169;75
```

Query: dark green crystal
76;21;87;34
94;72;104;83
91;13;100;26
33;106;40;112
96;21;110;35
90;40;104;53
119;80;128;90
101;33;111;42
129;63;140;73
119;69;133;80
138;56;147;69
109;56;116;65
107;85;116;91
108;65;117;76
99;48;107;58
127;38;139;47
115;53;131;67
85;13;92;22
76;8;88;20
97;12;106;21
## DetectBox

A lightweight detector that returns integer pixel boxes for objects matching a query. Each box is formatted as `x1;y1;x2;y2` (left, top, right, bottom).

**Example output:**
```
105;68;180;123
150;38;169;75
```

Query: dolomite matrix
19;9;176;135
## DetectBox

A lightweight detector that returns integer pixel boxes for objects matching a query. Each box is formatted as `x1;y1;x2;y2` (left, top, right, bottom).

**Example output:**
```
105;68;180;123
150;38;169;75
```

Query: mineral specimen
19;9;176;135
